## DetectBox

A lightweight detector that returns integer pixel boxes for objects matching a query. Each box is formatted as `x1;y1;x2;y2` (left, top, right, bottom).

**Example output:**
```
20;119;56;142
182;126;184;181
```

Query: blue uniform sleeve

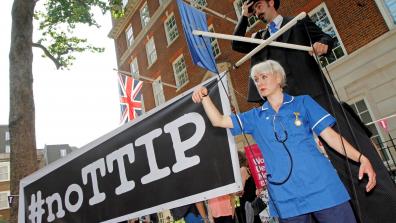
303;95;336;135
229;110;255;136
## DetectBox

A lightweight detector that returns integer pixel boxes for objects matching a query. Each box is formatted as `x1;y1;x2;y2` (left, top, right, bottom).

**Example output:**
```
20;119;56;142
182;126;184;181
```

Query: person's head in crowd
238;150;248;167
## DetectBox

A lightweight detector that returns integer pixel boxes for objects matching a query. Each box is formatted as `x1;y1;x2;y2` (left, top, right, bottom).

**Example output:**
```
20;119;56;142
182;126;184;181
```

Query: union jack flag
118;74;143;124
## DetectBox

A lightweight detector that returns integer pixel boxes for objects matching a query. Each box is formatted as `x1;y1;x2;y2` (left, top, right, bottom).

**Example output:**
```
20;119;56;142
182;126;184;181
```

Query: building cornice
108;0;142;39
118;0;173;67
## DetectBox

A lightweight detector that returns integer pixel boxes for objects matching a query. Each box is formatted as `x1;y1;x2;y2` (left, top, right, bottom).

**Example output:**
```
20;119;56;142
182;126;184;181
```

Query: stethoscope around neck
272;115;288;143
267;115;294;185
252;72;293;185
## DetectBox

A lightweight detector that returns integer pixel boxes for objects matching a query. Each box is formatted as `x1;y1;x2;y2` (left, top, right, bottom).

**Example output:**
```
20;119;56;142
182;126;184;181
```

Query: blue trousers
279;201;356;223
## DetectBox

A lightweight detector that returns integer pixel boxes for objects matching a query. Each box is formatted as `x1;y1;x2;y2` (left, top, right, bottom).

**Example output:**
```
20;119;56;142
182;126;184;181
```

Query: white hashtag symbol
28;191;45;223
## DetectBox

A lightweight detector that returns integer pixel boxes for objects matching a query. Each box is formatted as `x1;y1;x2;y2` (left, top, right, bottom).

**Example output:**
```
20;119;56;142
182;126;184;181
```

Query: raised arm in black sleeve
231;16;258;53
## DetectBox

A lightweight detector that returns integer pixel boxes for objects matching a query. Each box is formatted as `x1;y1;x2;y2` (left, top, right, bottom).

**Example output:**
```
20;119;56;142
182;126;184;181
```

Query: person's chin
260;92;268;97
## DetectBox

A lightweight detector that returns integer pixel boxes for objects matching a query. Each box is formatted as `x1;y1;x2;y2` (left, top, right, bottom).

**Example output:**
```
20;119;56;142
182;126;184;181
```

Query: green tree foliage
33;0;124;69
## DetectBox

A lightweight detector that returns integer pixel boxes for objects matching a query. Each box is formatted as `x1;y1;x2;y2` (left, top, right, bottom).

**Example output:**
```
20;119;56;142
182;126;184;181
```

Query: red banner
244;144;266;188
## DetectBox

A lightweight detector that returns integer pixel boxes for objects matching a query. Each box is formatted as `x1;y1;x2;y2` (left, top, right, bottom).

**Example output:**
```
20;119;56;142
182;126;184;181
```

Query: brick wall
280;0;388;54
112;0;389;113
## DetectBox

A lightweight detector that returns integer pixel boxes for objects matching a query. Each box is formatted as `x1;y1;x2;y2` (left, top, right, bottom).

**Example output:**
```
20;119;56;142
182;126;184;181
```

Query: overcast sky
0;1;121;149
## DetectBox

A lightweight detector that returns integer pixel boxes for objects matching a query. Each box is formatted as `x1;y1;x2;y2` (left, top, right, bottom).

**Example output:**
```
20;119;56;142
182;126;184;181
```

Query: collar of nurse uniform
261;93;294;111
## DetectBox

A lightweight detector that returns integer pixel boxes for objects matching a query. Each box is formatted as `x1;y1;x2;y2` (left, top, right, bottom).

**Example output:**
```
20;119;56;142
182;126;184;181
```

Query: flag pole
234;12;307;68
192;30;312;52
114;69;178;89
365;113;396;126
183;0;237;24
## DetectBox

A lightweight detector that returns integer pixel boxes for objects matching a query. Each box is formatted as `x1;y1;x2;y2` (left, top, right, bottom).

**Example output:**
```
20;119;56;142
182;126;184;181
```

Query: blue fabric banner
177;0;219;74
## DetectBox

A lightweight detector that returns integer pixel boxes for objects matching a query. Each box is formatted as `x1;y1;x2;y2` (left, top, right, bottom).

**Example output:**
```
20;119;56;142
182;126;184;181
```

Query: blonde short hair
250;60;286;88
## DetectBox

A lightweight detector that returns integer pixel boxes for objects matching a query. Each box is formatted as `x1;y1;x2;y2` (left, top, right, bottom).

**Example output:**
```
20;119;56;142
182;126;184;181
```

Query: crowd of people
167;149;272;223
125;148;270;223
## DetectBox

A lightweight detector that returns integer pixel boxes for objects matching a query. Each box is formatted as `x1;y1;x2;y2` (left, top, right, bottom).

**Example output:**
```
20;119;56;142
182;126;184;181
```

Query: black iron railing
374;136;396;183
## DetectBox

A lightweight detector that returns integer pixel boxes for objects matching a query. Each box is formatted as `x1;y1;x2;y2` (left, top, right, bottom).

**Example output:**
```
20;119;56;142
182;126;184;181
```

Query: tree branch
32;42;61;69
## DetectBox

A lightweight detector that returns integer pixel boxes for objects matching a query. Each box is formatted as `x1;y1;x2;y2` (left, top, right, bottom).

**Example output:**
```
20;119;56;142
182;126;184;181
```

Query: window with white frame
5;131;9;141
172;55;189;88
4;131;10;153
0;162;10;182
125;25;134;47
349;100;379;139
0;191;10;210
164;13;179;45
191;0;207;7
385;0;396;23
309;4;346;67
208;25;221;58
152;78;165;106
122;0;129;8
234;0;259;27
60;149;67;157
146;37;157;66
140;2;150;28
130;58;140;79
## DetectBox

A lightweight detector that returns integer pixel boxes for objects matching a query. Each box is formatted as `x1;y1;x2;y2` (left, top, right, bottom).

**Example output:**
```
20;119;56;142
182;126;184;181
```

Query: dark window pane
356;100;367;112
350;104;358;114
334;47;345;59
361;111;373;123
333;37;340;47
326;52;336;64
322;17;330;27
318;8;326;20
311;14;319;22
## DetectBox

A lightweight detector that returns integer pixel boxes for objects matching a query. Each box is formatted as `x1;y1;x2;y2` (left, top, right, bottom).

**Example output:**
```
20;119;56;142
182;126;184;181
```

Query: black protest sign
19;75;241;223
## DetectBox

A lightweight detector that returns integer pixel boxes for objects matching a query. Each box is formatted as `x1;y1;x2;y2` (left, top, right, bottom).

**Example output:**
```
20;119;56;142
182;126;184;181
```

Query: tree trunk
9;0;38;222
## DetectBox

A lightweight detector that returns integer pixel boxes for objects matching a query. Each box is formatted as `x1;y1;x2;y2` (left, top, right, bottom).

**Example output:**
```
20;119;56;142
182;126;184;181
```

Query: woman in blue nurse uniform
191;60;376;223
